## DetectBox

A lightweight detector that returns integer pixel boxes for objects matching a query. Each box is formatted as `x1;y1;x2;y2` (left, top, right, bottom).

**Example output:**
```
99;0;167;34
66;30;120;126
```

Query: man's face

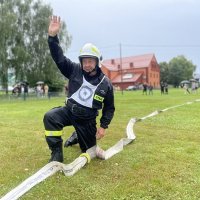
82;57;97;72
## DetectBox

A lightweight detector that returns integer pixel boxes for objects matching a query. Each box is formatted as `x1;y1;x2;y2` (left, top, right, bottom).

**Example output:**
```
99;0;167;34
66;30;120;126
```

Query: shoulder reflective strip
45;130;63;136
79;153;91;163
94;94;104;102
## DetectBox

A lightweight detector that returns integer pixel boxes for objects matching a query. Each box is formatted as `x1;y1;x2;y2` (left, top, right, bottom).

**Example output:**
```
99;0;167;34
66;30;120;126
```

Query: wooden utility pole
120;43;123;95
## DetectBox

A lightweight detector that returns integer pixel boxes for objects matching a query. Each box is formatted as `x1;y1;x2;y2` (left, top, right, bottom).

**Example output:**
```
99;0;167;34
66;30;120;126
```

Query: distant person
160;82;165;95
24;84;28;95
21;84;24;94
16;84;22;97
20;84;27;100
142;83;148;95
191;81;199;94
195;82;199;93
36;84;42;97
183;83;190;94
148;84;153;95
44;84;49;97
12;85;19;96
164;82;168;94
41;84;45;97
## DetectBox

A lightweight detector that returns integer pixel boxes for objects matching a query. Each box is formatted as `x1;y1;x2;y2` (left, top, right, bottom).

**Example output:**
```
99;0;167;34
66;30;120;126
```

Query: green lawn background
0;88;200;200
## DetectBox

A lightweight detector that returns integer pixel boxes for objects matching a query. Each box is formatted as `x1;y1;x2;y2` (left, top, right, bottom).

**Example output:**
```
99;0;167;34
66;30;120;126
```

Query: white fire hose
1;118;136;200
1;99;199;200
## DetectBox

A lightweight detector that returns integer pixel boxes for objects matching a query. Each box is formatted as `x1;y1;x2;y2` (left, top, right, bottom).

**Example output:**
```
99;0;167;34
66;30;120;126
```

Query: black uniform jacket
48;36;115;129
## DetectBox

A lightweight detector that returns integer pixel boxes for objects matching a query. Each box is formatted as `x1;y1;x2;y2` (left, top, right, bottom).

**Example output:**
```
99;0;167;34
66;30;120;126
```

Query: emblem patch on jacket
79;86;93;101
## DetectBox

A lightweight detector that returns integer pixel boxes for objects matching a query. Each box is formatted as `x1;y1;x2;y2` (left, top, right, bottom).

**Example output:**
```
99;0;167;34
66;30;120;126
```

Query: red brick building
101;53;160;90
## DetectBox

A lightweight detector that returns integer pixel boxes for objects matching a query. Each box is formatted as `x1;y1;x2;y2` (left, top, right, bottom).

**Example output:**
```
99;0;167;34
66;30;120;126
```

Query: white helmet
79;43;102;67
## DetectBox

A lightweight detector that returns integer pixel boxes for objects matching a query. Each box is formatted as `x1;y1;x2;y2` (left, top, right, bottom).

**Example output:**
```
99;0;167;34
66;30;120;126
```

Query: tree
159;61;169;83
10;0;32;82
168;55;196;87
0;0;17;94
0;0;72;93
28;0;72;90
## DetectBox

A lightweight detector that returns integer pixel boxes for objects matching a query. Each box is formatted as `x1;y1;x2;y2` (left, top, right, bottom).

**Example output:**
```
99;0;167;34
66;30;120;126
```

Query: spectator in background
44;84;49;97
24;84;28;95
195;82;199;93
160;82;165;95
148;84;153;95
142;83;148;95
164;82;168;94
12;84;20;96
191;81;196;93
36;84;42;97
17;84;22;96
183;83;190;94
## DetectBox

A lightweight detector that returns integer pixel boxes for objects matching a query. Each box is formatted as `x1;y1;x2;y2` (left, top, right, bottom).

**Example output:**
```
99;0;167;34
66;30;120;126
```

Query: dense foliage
160;55;196;87
0;0;71;92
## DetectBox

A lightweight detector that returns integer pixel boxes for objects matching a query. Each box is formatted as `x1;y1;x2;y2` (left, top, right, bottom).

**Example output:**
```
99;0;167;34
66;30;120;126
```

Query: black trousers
43;106;97;152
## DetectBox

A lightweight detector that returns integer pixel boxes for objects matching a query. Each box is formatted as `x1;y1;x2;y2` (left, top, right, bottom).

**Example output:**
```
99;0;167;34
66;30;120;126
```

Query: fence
0;92;67;102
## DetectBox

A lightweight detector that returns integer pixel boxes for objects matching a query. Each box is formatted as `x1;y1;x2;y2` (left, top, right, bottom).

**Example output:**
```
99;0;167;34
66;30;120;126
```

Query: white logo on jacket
69;76;105;108
79;86;93;101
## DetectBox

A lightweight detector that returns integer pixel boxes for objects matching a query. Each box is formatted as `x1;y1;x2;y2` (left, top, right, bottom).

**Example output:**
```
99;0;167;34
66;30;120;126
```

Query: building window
111;59;115;64
130;62;134;67
152;61;156;68
123;73;133;79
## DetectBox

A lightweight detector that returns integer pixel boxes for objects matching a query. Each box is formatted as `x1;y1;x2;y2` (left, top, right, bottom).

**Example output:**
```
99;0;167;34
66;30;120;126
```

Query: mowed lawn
1;89;200;200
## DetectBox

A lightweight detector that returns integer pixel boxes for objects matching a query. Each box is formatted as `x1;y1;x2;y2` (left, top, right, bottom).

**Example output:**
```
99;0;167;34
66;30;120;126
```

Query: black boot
49;147;63;163
46;136;64;163
64;131;78;147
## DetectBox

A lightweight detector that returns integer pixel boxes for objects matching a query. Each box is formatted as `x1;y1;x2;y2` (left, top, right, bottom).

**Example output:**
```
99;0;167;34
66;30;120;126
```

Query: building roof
112;73;142;83
102;53;155;71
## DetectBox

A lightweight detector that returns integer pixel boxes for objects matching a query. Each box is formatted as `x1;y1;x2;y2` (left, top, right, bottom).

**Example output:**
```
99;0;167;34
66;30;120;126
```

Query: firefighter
44;16;115;162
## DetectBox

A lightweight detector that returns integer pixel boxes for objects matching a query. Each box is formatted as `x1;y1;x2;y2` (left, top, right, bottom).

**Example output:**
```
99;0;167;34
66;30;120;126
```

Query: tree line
0;0;71;93
159;55;196;87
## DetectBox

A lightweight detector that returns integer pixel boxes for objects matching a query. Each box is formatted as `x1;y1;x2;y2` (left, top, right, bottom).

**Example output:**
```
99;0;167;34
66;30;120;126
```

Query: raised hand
48;16;61;37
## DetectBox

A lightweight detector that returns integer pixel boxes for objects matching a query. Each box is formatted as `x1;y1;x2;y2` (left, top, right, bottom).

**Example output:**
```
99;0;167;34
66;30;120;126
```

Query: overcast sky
43;0;200;73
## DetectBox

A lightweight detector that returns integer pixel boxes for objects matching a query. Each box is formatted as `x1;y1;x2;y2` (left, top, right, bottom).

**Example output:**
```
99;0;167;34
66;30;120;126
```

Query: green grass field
1;89;200;200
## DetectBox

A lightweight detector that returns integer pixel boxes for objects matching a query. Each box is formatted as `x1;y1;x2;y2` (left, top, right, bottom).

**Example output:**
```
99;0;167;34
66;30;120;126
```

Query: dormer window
130;62;134;67
123;73;133;79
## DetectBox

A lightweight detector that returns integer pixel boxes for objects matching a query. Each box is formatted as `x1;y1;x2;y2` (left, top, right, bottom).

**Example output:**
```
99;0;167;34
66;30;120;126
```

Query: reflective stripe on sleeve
94;94;104;102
